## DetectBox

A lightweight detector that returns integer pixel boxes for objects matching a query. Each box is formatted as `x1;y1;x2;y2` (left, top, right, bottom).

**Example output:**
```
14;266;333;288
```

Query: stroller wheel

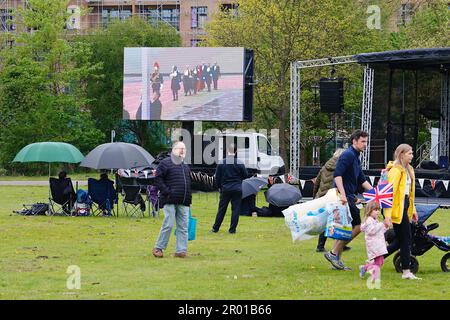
441;253;450;272
394;253;419;274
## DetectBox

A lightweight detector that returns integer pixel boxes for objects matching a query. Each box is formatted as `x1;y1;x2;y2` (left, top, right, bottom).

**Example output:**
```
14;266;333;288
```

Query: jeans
155;204;189;253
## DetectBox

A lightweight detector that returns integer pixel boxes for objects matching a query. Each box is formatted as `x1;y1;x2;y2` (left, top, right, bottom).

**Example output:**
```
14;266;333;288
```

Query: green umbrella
13;142;84;164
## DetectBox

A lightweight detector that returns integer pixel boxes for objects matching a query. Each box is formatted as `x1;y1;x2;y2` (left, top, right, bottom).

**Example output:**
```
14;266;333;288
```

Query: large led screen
123;47;252;121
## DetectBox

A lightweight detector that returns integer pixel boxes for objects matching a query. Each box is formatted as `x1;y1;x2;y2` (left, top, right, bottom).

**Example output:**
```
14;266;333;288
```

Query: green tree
0;0;103;172
82;17;181;154
205;0;395;166
392;0;450;49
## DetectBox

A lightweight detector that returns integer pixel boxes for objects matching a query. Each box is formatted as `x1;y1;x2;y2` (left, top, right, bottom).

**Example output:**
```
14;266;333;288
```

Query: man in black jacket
211;144;248;234
152;141;192;258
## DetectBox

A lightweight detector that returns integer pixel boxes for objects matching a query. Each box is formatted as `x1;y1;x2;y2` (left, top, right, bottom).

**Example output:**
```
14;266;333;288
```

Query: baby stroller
73;189;92;216
385;204;450;273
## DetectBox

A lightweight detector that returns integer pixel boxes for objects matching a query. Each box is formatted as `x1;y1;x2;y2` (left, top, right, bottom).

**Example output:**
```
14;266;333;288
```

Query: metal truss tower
290;55;365;178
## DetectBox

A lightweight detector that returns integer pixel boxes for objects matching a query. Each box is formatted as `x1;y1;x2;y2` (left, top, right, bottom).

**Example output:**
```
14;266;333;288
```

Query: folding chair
122;185;146;218
116;176;137;193
88;178;118;217
49;177;76;216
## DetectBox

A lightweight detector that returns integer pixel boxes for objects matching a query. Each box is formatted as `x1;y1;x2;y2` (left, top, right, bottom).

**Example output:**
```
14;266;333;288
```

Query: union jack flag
363;183;394;208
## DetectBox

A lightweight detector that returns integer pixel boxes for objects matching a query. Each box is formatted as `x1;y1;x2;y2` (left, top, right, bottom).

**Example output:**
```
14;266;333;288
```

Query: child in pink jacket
360;201;388;283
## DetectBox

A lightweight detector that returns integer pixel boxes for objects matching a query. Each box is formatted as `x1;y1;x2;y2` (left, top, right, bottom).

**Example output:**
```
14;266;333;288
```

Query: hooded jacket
313;156;338;198
383;161;416;224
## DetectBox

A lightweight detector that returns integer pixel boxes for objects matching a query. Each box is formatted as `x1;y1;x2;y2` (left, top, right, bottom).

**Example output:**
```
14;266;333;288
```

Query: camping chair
137;176;156;217
122;185;146;218
88;178;118;217
49;177;76;216
115;175;137;194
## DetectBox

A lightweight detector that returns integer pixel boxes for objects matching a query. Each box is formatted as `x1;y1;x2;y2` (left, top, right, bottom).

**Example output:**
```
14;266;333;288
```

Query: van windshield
258;136;272;155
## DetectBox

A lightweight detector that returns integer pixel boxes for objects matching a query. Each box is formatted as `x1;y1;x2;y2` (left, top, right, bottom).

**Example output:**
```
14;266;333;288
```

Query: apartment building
0;0;237;46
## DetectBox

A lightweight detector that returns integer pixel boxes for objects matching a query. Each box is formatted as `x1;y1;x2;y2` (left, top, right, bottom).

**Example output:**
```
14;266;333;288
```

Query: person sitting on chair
57;171;76;214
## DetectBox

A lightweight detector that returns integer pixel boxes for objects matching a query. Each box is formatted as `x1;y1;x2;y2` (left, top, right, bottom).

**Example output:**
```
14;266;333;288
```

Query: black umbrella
80;142;155;170
241;177;268;199
264;183;302;207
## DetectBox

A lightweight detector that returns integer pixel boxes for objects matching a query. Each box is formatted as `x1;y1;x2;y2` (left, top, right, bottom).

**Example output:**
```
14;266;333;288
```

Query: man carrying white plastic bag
282;188;340;242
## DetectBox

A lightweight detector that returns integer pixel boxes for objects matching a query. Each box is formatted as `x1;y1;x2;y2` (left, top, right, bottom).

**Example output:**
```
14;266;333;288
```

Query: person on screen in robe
170;65;181;101
196;64;203;92
201;63;208;91
212;62;221;90
150;62;163;95
191;68;198;95
183;65;192;96
205;63;213;92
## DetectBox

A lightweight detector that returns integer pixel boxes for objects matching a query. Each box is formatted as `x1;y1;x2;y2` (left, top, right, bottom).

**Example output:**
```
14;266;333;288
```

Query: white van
212;131;285;177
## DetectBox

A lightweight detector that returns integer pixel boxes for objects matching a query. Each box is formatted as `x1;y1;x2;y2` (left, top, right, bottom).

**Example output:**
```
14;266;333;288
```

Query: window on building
140;8;179;31
191;6;207;29
190;39;202;47
102;9;131;27
398;3;415;26
220;3;239;16
0;9;15;31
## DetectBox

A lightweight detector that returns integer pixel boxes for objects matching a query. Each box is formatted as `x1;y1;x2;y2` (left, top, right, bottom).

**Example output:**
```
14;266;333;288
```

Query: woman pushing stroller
383;144;421;280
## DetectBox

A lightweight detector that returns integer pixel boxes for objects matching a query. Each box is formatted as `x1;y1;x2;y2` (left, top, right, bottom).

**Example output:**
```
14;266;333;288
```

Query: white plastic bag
282;188;339;242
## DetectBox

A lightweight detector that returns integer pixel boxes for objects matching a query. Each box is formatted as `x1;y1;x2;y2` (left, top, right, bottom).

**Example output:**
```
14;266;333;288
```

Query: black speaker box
319;78;344;113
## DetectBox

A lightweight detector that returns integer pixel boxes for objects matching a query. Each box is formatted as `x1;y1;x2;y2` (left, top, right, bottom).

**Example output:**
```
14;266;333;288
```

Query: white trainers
402;272;422;280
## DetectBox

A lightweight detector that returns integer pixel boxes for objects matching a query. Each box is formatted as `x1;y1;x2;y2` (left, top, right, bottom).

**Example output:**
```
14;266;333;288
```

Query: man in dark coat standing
152;141;192;258
211;62;221;90
204;63;213;92
211;144;248;234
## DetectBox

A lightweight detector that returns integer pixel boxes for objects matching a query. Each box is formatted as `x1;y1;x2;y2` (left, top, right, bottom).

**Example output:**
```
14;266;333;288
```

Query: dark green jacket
313;157;338;198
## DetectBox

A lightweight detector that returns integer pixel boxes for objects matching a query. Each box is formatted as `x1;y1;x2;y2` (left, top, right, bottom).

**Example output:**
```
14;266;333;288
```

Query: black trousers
317;231;327;249
212;191;242;233
385;196;412;270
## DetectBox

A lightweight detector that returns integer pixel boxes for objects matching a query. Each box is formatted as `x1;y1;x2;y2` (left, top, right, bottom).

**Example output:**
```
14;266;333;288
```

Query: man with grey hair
152;141;192;258
211;143;248;234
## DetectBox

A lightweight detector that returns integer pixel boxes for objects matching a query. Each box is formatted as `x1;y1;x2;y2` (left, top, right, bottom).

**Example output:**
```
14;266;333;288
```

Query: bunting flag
431;179;436;190
369;176;375;185
300;179;306;189
363;183;394;208
418;179;425;189
443;180;449;191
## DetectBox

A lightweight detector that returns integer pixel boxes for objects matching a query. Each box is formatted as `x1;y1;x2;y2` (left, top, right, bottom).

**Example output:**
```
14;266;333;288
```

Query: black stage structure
291;48;450;204
354;48;450;169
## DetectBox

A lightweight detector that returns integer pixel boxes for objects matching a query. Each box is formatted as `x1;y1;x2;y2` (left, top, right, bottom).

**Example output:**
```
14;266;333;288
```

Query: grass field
0;185;449;300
